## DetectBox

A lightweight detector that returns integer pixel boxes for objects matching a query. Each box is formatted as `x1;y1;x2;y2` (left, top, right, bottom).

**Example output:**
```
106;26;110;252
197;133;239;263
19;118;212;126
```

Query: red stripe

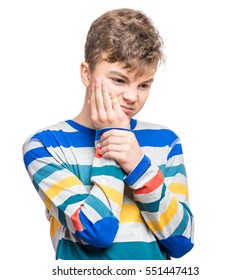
134;169;164;195
71;207;82;231
95;146;103;158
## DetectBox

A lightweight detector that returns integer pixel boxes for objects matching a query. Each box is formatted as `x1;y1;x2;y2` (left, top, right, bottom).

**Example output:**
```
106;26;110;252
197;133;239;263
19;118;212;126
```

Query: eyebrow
108;71;129;81
108;70;154;84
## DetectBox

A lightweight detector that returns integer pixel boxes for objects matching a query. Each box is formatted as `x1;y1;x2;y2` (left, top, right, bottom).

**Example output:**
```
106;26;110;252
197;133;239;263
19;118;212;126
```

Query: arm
22;78;130;248
23;131;125;248
123;137;194;258
88;78;194;257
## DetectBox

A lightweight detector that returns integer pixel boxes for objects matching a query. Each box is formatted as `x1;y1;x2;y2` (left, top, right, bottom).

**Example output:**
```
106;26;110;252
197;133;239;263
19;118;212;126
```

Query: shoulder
133;119;180;147
23;121;75;145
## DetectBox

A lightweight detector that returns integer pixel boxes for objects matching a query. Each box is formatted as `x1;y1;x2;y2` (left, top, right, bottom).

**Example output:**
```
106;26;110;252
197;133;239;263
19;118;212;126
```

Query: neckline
65;118;137;134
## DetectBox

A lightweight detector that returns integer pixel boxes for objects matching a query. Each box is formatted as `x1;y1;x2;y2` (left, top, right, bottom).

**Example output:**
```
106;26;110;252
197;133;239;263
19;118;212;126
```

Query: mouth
120;105;134;115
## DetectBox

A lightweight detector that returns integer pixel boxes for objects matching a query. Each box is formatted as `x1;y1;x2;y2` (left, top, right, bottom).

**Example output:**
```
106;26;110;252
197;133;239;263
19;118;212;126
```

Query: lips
120;105;134;114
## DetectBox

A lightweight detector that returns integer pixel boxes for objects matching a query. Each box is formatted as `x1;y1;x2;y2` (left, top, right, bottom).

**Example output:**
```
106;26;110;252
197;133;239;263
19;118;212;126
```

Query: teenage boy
23;8;194;260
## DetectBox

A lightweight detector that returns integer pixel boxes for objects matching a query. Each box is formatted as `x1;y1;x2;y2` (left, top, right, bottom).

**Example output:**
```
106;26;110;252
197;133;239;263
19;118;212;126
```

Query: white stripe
114;222;156;243
51;184;91;207
134;121;168;130
167;154;184;165
142;146;171;165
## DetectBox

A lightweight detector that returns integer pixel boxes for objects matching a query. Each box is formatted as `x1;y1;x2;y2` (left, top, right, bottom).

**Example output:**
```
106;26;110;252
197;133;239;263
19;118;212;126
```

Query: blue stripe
133;129;178;147
66;120;95;136
124;155;151;185
167;143;183;160
77;214;118;247
159;236;194;258
23;147;51;168
27;123;178;149
31;130;95;148
66;118;136;134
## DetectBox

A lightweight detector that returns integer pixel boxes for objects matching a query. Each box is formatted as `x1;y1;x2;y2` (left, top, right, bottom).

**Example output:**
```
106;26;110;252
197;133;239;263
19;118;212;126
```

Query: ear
80;62;90;87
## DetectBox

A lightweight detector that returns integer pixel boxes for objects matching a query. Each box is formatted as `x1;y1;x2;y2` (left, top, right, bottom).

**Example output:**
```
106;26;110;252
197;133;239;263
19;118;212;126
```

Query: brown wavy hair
84;8;165;76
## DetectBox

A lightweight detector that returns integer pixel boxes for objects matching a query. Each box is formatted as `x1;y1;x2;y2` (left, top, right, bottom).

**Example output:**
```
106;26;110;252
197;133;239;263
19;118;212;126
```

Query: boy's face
82;60;157;118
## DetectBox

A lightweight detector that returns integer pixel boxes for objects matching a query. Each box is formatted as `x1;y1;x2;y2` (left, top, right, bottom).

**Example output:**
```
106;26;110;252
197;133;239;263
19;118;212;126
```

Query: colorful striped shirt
22;118;194;260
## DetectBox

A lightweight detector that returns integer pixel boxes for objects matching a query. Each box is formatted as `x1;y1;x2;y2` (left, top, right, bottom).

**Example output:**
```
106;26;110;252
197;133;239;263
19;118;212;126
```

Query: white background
1;0;251;279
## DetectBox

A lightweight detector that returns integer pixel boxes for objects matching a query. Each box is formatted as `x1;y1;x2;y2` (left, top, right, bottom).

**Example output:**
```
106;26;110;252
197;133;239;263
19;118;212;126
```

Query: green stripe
65;164;92;185
57;194;89;226
85;194;115;219
164;164;186;177
33;163;62;184
136;184;166;213
56;239;169;260
91;165;125;180
169;205;189;237
33;163;93;186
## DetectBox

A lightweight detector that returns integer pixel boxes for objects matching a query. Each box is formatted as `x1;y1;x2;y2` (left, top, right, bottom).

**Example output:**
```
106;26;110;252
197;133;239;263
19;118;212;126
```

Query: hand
89;78;130;129
99;129;144;174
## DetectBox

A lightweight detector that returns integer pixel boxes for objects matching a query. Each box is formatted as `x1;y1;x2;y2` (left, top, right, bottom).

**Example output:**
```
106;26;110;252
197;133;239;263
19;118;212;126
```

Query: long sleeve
80;129;125;246
22;127;125;248
124;135;194;258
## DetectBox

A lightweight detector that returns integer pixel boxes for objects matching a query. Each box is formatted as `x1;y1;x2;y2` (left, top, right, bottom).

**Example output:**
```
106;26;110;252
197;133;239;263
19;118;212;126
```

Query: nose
122;87;138;103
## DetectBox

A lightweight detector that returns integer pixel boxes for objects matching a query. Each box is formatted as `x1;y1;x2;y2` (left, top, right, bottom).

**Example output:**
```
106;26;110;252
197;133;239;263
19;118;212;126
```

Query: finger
101;129;129;141
109;90;122;112
100;150;121;162
95;78;106;116
101;136;125;147
101;81;113;114
99;144;123;156
90;81;98;120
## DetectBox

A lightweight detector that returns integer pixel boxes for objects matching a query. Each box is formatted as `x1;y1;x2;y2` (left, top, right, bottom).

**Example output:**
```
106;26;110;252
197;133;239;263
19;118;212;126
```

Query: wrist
124;155;151;186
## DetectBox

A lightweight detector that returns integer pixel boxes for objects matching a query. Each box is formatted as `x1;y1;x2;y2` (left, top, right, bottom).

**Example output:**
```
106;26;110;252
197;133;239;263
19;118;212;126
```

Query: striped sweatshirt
22;118;194;260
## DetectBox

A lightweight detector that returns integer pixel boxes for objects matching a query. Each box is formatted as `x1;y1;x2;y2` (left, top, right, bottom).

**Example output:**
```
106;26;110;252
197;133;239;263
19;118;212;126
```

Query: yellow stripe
50;216;61;237
99;184;123;206
120;203;144;223
147;197;178;232
44;176;82;211
168;183;188;196
44;198;53;213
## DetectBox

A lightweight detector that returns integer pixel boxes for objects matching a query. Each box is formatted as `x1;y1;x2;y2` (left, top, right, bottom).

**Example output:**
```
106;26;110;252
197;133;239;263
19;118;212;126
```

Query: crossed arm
23;77;194;257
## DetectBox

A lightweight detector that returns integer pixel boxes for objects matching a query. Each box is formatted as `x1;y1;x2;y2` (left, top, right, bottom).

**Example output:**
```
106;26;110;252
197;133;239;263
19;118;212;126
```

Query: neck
73;98;95;129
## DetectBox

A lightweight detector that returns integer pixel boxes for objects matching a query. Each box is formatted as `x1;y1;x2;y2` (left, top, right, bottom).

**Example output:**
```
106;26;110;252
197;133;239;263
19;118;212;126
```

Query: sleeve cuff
124;155;151;186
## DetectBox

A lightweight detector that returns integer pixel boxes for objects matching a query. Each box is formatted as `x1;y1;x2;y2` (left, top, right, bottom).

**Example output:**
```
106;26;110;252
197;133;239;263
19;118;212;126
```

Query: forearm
23;137;125;248
124;155;194;258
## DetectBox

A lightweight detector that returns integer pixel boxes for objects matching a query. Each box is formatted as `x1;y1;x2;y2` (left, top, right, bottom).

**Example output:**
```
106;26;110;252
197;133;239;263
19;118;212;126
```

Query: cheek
105;82;124;96
139;93;149;105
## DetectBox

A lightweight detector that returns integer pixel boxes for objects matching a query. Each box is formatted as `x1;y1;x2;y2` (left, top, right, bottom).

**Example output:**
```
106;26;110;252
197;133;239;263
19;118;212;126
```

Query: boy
23;8;194;260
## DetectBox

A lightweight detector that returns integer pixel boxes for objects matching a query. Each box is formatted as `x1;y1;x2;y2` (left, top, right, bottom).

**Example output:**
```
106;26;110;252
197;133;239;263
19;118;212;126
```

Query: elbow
75;216;119;248
160;235;194;258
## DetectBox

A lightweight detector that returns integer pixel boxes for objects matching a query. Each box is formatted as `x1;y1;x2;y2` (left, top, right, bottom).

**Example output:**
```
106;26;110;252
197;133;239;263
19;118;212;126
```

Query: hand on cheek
89;78;130;129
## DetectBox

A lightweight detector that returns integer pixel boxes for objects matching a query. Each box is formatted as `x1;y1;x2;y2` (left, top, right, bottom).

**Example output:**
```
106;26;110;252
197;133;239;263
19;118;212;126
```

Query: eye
111;78;125;84
139;83;151;91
